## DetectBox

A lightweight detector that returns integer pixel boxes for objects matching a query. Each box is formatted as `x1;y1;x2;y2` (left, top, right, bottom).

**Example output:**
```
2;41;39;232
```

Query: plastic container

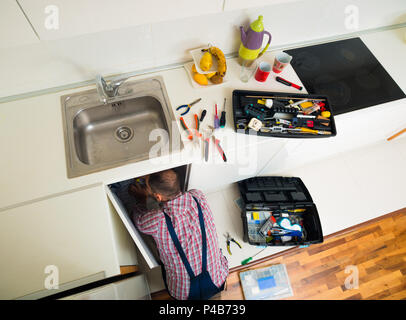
239;264;293;300
238;176;323;246
232;89;337;138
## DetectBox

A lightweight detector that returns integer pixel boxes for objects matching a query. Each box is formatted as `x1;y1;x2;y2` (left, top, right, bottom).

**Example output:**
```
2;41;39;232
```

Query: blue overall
163;196;223;300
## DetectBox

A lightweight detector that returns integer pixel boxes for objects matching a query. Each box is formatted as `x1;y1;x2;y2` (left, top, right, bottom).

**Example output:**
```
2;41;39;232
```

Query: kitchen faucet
96;74;130;104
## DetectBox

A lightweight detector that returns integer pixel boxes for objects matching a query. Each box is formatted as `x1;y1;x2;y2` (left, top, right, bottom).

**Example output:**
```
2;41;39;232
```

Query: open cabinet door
105;185;159;269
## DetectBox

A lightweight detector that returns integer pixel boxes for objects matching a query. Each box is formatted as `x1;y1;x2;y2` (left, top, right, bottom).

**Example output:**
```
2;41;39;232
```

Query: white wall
1;0;406;99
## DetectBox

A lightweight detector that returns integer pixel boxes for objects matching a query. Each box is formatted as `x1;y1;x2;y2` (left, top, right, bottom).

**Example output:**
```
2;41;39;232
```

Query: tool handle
214;104;220;128
227;245;232;255
215;139;227;162
176;104;186;110
214;117;220;129
180;107;189;116
220;111;226;128
180;117;193;140
194;114;202;137
194;114;199;130
200;109;207;122
298;127;331;135
232;239;242;248
204;139;209;161
276;76;303;90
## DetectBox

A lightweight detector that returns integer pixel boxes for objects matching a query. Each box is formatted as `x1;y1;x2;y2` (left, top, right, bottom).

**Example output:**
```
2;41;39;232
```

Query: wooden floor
151;207;406;300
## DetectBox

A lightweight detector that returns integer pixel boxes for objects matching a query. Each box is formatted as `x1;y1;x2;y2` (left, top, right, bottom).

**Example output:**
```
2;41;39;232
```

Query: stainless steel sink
61;76;182;178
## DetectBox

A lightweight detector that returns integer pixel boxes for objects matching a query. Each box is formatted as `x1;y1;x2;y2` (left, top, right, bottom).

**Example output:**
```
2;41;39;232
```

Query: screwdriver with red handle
207;125;227;162
212;135;227;162
214;104;220;129
275;76;303;90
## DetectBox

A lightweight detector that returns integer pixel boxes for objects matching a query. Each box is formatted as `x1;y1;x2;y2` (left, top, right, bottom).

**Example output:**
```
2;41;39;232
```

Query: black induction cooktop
285;37;405;115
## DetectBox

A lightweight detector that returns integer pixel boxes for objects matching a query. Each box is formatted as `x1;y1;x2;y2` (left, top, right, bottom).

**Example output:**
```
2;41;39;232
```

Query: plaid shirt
132;189;229;300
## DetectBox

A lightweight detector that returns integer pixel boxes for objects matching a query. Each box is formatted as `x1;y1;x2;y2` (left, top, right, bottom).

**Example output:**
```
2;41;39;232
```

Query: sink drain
115;126;134;143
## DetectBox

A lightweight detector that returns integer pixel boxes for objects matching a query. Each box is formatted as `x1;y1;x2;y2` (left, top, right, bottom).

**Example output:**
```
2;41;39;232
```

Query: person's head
148;169;181;203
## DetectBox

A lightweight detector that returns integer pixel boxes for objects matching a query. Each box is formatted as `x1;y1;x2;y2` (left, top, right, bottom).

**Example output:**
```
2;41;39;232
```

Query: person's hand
129;182;149;197
130;174;153;196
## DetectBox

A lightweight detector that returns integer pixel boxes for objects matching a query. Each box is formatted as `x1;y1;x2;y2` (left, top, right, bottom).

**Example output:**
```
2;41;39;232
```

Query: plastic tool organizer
238;176;323;246
232;89;337;138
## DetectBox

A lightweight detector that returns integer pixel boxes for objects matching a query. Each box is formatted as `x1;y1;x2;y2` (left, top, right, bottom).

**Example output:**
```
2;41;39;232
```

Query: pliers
224;232;242;255
180;114;202;141
176;98;202;116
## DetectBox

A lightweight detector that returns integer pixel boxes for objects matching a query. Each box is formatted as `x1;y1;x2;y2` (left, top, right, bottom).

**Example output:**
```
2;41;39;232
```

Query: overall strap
163;196;208;278
163;212;195;278
193;196;208;273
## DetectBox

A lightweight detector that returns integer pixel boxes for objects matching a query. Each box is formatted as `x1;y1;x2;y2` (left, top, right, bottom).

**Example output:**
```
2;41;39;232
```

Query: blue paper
257;276;276;290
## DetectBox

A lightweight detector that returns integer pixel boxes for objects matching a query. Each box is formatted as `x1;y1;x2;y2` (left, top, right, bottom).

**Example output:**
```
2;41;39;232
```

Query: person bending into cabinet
129;169;228;300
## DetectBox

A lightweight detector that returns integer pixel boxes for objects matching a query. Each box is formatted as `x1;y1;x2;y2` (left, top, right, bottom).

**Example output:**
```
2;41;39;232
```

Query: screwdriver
241;247;267;265
220;98;226;128
214;104;220;129
290;127;332;135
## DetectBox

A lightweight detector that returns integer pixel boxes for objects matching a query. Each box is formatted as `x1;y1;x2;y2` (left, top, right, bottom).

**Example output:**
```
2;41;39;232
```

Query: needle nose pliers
224;232;242;255
176;98;202;116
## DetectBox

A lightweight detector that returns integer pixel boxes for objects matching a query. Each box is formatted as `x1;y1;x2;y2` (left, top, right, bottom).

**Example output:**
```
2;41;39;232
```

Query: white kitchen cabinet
18;0;224;40
259;99;406;175
257;138;304;175
61;274;150;300
106;199;139;267
106;185;159;270
188;135;286;193
0;0;39;49
105;165;191;270
223;0;300;11
0;184;121;300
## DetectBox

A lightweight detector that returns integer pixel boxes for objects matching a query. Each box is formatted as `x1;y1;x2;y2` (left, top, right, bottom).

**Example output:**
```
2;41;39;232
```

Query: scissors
176;98;201;116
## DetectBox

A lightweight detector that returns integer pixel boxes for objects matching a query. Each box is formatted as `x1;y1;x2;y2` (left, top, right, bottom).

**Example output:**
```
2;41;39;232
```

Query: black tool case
238;176;323;246
232;89;337;138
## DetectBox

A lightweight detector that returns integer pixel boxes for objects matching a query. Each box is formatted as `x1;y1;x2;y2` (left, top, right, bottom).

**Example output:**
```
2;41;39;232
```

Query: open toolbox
238;176;323;246
232;89;337;138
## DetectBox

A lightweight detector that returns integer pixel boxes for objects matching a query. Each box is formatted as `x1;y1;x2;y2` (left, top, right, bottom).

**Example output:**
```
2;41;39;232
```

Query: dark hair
148;169;181;199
